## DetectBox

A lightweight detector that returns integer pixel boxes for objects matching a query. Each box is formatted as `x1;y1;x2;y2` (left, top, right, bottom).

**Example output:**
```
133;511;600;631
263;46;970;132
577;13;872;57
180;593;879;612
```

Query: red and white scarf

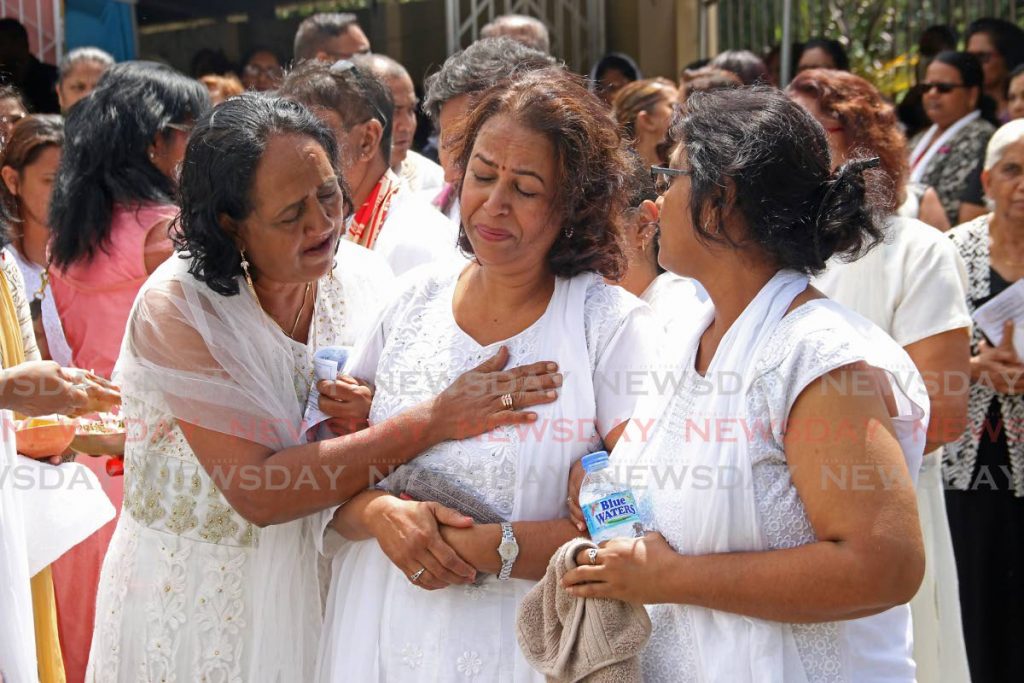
346;170;400;250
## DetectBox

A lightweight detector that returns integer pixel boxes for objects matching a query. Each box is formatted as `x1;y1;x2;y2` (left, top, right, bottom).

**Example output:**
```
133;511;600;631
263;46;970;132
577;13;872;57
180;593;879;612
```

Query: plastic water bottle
578;450;645;543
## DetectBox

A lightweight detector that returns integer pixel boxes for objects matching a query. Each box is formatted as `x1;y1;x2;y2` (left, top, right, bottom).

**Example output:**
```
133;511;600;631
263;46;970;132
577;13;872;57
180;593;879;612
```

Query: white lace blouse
317;264;660;682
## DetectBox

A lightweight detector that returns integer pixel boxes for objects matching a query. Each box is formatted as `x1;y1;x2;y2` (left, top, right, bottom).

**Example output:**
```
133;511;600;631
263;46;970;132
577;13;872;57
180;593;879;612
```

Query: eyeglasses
651;165;691;193
968;50;993;64
165;122;194;135
921;82;969;94
244;64;284;80
0;112;26;126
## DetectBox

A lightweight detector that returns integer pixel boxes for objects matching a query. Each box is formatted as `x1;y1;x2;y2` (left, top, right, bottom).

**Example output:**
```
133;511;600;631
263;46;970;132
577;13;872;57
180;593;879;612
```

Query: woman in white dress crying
316;68;662;682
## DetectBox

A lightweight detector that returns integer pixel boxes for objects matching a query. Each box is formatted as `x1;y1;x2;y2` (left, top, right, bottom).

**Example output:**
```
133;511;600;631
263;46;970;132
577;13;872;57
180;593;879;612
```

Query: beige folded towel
516;538;652;683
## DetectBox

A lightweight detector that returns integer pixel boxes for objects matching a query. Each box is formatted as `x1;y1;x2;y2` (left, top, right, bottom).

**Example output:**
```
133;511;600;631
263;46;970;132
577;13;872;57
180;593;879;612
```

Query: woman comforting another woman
88;93;561;682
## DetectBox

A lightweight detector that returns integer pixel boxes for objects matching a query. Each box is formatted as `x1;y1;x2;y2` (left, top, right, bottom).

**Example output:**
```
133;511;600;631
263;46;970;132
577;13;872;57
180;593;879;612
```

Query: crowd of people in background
2;8;1024;683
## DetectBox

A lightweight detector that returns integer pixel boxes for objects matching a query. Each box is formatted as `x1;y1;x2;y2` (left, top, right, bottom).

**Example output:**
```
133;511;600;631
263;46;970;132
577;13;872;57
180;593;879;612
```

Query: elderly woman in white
565;87;929;682
316;69;659;681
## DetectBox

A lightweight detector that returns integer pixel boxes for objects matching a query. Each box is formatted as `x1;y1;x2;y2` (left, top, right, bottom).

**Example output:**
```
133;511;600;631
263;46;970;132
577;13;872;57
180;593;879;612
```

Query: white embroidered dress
87;242;393;682
317;264;658;682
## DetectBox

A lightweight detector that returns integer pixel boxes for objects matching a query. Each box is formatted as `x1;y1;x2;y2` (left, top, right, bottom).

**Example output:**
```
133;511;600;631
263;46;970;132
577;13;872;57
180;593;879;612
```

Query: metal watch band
498;521;516;581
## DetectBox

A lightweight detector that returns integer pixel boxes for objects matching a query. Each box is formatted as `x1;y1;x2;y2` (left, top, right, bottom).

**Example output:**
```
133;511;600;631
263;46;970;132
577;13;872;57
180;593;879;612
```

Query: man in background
293;13;371;63
480;14;550;53
355;54;445;193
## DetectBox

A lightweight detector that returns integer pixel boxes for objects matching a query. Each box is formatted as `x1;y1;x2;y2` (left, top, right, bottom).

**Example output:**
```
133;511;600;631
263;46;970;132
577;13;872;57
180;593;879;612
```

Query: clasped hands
1;361;121;463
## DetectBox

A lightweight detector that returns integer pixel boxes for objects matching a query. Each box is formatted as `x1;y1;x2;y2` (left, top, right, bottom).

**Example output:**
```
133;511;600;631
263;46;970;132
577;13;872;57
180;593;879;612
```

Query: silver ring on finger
501;392;514;410
587;548;599;566
410;567;426;583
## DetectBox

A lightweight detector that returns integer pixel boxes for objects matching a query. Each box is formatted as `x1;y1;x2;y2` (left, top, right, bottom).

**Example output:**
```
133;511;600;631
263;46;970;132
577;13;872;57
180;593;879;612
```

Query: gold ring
501;393;514;410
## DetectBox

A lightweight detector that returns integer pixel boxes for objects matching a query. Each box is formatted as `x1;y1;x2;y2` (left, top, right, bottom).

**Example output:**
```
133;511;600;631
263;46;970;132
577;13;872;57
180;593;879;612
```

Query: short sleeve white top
813;216;971;345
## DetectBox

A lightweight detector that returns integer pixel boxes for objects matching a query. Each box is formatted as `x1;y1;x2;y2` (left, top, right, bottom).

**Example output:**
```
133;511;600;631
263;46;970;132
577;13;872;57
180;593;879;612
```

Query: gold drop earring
239;248;257;297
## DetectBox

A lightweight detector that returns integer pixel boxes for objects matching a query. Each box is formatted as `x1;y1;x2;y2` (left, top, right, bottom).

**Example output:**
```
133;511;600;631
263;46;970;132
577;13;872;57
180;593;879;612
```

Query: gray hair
985;119;1024;171
293;12;361;62
58;47;114;82
480;14;550;53
352;53;408;83
423;37;557;122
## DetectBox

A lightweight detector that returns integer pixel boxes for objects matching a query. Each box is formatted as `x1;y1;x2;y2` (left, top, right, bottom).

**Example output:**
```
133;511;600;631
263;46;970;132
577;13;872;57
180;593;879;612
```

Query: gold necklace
246;277;314;341
287;282;313;340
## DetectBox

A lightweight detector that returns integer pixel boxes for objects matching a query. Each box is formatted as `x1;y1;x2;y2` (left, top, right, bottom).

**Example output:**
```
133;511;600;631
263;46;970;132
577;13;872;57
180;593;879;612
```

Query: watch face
498;539;519;561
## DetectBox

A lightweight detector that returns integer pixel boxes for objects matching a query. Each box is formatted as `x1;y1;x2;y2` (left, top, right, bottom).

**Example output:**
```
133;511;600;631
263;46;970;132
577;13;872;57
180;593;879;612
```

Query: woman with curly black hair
88;92;562;681
317;67;660;681
565;87;929;682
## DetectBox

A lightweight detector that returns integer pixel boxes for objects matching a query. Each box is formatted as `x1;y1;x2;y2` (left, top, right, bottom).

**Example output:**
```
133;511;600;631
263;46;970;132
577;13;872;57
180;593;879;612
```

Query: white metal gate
445;0;606;73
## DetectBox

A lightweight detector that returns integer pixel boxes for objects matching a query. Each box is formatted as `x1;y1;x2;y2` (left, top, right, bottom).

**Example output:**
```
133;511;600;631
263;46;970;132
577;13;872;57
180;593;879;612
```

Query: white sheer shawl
114;256;321;681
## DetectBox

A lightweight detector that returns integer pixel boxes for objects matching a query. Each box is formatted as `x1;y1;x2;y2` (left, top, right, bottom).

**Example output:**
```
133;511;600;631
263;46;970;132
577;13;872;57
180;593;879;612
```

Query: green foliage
717;0;1023;98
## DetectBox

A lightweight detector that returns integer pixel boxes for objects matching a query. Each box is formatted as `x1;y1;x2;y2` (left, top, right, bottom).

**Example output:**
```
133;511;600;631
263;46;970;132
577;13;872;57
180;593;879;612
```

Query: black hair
293;12;361;62
422;37;557;122
679;87;883;274
763;42;804;81
1010;63;1024;92
175;93;344;296
0;18;28;47
190;48;232;78
710;49;769;85
623;149;664;275
590;52;642;84
932;50;999;125
241;46;282;69
800;38;850;71
919;25;958;57
49;61;210;269
279;59;393;163
966;17;1024;73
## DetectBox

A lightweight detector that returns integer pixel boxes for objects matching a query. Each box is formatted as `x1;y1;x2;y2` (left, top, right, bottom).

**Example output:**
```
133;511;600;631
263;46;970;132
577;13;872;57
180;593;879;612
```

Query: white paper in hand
303;346;351;438
973;279;1024;355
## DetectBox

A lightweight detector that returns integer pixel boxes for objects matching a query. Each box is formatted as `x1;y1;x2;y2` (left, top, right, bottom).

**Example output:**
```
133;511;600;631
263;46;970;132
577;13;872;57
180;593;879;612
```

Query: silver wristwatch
497;522;519;581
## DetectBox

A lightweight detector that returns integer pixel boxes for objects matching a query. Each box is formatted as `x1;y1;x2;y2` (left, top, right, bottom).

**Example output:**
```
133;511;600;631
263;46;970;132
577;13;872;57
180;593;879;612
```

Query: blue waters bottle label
583;490;644;542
